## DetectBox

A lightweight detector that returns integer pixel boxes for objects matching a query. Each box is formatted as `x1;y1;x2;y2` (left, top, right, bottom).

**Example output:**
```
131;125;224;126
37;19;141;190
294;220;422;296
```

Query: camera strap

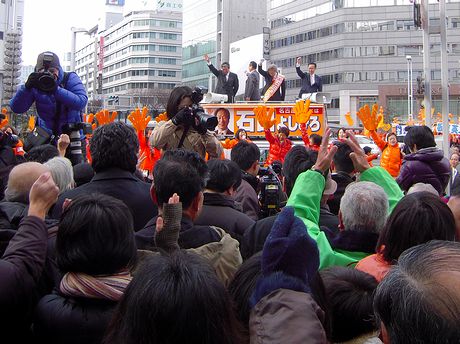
177;125;190;149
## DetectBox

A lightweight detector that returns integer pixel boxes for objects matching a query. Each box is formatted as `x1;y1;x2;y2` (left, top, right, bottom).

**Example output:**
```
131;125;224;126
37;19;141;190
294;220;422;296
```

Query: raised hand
296;57;302;65
293;99;313;125
204;54;210;63
96;109;117;126
128;107;151;131
154;193;182;253
357;104;381;131
28;172;59;220
344;130;371;173
313;128;338;173
57;134;70;157
156;111;169;122
254;106;278;130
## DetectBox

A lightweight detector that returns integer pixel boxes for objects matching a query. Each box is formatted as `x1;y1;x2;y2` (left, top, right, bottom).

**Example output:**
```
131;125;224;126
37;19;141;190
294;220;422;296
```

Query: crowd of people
1;50;460;343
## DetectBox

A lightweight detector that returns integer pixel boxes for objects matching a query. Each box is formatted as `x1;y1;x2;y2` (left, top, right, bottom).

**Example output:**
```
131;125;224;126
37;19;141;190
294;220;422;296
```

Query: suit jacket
296;66;323;97
208;64;239;103
244;70;261;101
51;168;157;231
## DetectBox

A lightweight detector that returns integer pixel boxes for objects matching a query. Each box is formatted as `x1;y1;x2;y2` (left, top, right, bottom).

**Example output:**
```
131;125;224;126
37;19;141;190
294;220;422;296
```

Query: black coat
0;216;48;341
194;192;255;243
51;168;157;232
244;70;261;101
258;65;286;101
33;293;116;344
135;215;221;250
327;172;356;215
296;67;323;97
207;64;239;103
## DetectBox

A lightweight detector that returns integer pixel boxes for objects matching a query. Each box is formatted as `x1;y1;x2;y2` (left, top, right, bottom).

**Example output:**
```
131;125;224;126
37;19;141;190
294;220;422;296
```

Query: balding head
5;162;49;203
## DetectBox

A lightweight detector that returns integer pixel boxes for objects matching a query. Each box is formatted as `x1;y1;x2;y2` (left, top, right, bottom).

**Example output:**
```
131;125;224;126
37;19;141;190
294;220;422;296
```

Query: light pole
70;27;89;71
406;55;413;121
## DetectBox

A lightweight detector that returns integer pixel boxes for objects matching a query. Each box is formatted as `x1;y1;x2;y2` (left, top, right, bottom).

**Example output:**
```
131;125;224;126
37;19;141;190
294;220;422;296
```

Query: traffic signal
108;95;119;105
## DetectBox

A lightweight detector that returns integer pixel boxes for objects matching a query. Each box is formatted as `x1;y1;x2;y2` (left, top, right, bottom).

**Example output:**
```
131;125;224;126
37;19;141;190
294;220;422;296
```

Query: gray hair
340;181;388;233
267;64;278;72
44;157;74;194
374;240;460;343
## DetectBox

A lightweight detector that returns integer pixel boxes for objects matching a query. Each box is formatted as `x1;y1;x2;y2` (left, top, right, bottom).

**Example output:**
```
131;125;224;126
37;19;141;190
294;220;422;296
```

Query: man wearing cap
10;51;87;165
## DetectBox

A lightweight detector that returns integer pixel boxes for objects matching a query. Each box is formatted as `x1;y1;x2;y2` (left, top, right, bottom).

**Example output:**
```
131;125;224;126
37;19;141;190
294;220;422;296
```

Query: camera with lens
36;53;57;92
62;122;93;136
258;161;284;218
190;86;218;134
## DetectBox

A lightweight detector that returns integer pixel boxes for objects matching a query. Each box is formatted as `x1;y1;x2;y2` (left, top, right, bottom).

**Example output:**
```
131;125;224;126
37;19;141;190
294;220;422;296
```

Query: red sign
98;36;105;72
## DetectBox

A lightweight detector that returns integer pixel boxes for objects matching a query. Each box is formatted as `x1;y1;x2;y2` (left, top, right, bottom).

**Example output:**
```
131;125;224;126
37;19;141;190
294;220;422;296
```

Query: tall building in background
0;0;24;105
74;2;182;113
267;0;460;123
181;0;267;89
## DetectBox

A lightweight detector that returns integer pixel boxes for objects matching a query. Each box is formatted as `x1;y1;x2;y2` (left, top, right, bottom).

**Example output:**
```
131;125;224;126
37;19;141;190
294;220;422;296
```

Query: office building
267;0;460;123
182;0;267;88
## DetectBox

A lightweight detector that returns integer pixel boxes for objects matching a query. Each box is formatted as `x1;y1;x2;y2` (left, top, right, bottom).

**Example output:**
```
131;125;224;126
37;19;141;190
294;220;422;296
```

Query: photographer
150;86;222;159
10;51;88;165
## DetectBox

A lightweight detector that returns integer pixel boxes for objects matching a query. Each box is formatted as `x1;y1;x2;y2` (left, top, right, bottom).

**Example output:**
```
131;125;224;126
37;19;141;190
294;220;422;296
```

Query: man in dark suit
296;57;322;98
244;61;261;101
204;54;239;103
51;122;157;231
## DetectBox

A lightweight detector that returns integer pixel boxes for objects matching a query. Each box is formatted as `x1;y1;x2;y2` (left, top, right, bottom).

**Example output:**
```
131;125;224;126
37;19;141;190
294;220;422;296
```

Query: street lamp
70;27;89;71
406;55;413;120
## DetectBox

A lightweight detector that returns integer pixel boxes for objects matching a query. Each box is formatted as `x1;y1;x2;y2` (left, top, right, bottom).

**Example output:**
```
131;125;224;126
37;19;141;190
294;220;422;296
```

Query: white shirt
310;74;316;86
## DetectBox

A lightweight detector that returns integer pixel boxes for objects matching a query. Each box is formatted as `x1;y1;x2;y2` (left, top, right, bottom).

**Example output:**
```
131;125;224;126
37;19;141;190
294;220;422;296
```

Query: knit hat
35;51;61;72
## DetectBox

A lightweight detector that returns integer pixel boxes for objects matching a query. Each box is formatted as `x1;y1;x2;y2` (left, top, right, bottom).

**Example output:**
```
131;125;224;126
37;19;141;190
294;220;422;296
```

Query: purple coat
396;147;450;195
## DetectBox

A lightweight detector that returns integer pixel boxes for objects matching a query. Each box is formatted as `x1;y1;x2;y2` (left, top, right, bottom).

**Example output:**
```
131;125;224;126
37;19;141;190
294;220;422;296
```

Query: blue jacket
10;67;87;138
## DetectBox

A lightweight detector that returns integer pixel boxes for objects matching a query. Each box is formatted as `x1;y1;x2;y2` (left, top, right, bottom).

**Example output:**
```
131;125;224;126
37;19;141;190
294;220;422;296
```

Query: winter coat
370;131;402;177
327;172;355;215
355;253;391;283
10;68;87;139
135;215;221;250
396;147;451;195
287;167;403;269
51;168;157;232
207;64;239;103
33;293;116;344
194;192;254;243
150;119;223;159
0;216;49;341
264;129;292;165
234;176;260;221
258;65;285;101
250;289;327;343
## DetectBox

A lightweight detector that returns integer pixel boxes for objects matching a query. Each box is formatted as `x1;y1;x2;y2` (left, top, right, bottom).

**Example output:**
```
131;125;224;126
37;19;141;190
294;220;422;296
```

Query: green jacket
286;167;404;269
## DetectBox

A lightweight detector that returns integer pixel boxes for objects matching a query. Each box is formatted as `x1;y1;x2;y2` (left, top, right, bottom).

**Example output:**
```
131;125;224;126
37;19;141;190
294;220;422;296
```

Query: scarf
263;73;285;102
60;269;132;301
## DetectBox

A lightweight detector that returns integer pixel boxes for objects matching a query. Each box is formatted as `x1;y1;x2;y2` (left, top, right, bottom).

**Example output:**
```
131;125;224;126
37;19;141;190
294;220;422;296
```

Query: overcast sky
22;0;148;66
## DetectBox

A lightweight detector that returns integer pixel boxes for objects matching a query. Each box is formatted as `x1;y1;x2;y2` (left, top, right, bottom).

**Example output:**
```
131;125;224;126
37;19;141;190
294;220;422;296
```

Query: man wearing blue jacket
10;51;87;165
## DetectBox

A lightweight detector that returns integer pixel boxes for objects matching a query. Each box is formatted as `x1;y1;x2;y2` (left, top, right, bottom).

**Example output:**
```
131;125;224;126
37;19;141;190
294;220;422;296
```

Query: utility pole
440;0;449;157
421;0;432;127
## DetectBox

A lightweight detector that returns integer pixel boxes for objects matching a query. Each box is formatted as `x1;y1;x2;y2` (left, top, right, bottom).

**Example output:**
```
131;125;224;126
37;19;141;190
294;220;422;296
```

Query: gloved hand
293;99;313;125
357;104;381;131
250;207;319;307
154;193;182;253
254;106;278;130
128;107;151;131
171;107;193;127
25;72;40;90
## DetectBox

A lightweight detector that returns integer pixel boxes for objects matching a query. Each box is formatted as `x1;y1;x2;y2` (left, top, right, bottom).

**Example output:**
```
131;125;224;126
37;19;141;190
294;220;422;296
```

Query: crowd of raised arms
0;51;459;343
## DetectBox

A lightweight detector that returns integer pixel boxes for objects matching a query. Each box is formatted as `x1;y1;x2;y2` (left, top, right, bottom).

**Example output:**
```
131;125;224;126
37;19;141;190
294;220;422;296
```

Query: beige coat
150;120;223;159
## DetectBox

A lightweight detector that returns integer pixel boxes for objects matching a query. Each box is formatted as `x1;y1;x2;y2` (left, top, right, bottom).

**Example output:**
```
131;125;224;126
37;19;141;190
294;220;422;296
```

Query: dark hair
234;129;247;140
90;122;139;173
320;267;378;342
231;141;260;171
166;86;193;118
249;61;257;69
161;149;208;180
221;62;230;68
377;192;456;264
56;193;136;275
310;134;322;146
363;146;372;154
386;132;397;141
374;240;460;344
154;150;208;209
278;126;290;137
333;142;354;174
206;159;242;193
283;145;317;196
104;252;245;344
26;144;59;163
72;162;94;187
228;253;262;331
308;62;317;68
215;108;230;119
404;125;436;150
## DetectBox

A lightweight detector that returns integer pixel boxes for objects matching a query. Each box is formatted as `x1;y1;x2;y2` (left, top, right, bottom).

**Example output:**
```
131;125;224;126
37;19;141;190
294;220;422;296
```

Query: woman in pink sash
258;60;286;102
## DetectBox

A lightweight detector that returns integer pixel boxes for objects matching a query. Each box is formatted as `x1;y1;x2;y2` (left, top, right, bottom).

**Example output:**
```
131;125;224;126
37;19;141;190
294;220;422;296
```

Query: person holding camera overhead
10;51;87;165
150;86;223;159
